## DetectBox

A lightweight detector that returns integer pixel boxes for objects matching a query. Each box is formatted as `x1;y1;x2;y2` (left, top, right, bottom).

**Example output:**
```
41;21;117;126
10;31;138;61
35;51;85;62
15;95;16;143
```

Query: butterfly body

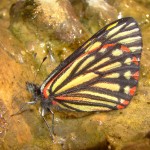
27;17;142;115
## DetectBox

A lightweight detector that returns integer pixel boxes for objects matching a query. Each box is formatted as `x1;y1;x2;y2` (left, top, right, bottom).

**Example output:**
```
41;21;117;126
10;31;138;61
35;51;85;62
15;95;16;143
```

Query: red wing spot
56;96;67;100
121;45;130;52
103;43;116;48
132;57;139;65
117;99;130;109
117;105;125;109
52;101;57;105
130;86;136;96
43;87;50;99
122;100;129;105
132;71;139;80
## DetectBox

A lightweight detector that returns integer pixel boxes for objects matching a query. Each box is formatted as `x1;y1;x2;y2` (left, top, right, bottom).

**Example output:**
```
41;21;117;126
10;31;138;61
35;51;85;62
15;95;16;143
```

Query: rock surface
0;0;150;149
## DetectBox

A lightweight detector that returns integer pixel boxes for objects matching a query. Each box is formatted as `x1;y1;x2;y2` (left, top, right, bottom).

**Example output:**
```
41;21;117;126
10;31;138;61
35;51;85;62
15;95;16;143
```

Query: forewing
41;17;142;111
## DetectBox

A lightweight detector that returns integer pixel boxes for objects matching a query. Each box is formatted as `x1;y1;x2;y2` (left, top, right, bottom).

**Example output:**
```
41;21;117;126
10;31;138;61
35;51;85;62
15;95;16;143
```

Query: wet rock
71;0;118;34
113;0;150;24
122;139;150;150
9;0;88;63
0;0;150;150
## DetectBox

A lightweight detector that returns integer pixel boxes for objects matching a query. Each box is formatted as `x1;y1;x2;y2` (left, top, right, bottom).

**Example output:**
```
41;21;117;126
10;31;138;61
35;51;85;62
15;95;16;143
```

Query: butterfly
26;17;142;135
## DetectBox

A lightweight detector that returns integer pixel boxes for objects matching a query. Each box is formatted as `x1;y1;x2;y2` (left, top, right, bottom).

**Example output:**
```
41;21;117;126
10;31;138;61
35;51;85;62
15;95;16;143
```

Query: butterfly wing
41;17;142;111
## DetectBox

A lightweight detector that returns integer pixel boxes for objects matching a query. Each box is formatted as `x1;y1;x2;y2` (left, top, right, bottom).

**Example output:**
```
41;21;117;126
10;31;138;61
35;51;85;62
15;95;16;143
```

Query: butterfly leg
50;109;55;135
40;107;55;139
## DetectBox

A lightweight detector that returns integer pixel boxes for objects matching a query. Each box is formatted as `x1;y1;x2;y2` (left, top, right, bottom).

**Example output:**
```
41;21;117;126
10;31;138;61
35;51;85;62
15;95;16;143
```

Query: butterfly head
26;82;41;101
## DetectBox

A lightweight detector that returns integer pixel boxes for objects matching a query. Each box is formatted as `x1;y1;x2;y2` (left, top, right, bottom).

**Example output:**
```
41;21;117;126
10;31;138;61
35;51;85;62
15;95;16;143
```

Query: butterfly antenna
11;103;27;116
11;101;37;116
33;56;47;82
